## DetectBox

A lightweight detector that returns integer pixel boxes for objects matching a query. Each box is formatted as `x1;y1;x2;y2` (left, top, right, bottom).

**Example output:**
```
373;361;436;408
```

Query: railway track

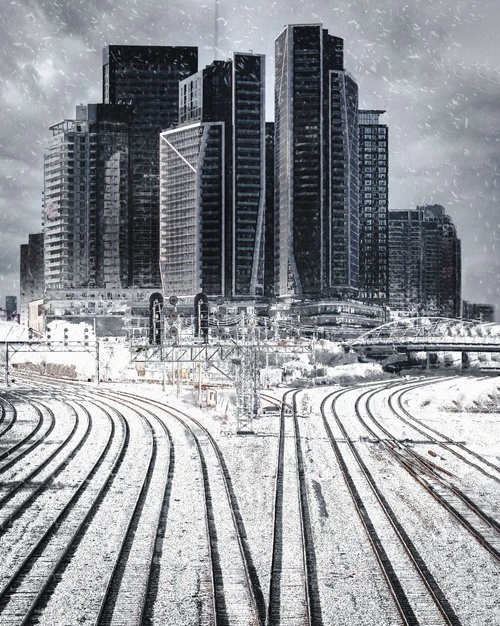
5;376;218;625
393;380;500;480
88;385;262;626
0;392;54;471
357;384;500;562
322;385;462;626
0;393;16;439
0;397;126;625
3;372;497;625
267;389;322;625
0;397;87;531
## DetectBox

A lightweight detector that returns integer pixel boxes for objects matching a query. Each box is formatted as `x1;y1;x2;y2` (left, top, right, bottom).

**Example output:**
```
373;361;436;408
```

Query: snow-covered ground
99;371;500;625
1;336;499;624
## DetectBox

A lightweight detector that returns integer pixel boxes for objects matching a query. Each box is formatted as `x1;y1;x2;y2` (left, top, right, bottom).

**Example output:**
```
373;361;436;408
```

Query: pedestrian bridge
349;317;500;354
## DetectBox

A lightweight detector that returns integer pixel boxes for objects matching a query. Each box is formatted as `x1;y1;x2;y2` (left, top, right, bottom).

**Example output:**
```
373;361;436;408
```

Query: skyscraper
44;111;90;290
274;24;359;299
43;104;132;291
103;45;198;288
159;53;265;299
388;205;461;318
358;110;389;303
87;103;133;289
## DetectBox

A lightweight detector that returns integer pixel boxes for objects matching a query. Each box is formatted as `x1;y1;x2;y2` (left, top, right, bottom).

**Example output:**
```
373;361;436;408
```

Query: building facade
274;24;359;300
43;104;133;291
462;301;495;323
5;296;17;320
20;233;44;325
87;103;133;289
388;205;461;318
358;110;389;303
103;45;198;289
44;113;90;290
159;53;266;300
264;122;275;297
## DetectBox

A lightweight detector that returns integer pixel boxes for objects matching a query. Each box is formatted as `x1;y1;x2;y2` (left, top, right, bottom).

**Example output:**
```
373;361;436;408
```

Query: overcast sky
1;0;499;315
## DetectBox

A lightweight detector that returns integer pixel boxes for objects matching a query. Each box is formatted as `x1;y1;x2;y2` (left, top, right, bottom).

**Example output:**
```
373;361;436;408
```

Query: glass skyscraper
103;45;198;288
358;110;389;303
160;53;266;299
274;24;359;300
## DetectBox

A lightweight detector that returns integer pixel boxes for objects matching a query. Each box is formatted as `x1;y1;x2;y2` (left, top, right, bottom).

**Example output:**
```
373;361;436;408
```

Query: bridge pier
461;351;469;370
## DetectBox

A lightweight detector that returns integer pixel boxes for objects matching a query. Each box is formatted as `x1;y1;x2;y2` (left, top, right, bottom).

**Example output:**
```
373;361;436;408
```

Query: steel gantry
1;340;100;386
130;338;313;433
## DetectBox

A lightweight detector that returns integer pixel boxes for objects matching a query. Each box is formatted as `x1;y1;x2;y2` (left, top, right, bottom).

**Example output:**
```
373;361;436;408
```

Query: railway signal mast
132;295;313;434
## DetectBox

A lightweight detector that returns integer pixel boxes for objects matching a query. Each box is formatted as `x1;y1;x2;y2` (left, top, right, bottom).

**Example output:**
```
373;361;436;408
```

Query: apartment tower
388;205;461;318
274;24;359;299
159;53;265;299
358;110;389;303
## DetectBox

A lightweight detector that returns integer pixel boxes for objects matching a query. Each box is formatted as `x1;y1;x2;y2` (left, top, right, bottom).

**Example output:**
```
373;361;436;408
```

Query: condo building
388;205;461;318
159;52;265;299
358;110;389;303
274;24;359;299
44;111;91;290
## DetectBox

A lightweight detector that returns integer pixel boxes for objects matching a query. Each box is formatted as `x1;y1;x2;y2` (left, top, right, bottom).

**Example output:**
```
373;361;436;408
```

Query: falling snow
0;0;499;316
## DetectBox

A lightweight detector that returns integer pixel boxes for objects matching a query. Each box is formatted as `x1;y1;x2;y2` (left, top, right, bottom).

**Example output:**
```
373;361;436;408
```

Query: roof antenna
214;0;220;60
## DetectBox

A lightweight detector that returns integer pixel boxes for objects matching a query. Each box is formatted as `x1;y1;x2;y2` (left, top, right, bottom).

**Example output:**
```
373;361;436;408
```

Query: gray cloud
0;0;499;316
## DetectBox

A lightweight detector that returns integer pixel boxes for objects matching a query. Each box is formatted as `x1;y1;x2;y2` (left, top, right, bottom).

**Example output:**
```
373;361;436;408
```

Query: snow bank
324;361;389;384
443;377;500;411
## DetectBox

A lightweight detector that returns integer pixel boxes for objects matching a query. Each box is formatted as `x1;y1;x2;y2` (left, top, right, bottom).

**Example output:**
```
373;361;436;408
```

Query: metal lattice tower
233;315;261;433
234;349;255;433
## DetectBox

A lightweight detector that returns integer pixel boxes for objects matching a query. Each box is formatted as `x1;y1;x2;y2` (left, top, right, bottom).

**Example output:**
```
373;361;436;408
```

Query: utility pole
4;342;9;387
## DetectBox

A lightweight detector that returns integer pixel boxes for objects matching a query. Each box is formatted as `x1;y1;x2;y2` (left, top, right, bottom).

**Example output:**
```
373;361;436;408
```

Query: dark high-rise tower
20;233;44;324
103;45;198;288
358;110;389;303
160;53;265;299
274;24;359;299
264;122;275;298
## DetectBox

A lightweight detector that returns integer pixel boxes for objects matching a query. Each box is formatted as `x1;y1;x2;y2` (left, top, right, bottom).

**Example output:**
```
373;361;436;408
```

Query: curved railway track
2;372;497;625
0;393;54;471
0;397;86;531
0;397;126;625
94;385;263;626
393;380;500;480
356;384;500;562
322;384;462;626
0;394;16;439
8;388;174;626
